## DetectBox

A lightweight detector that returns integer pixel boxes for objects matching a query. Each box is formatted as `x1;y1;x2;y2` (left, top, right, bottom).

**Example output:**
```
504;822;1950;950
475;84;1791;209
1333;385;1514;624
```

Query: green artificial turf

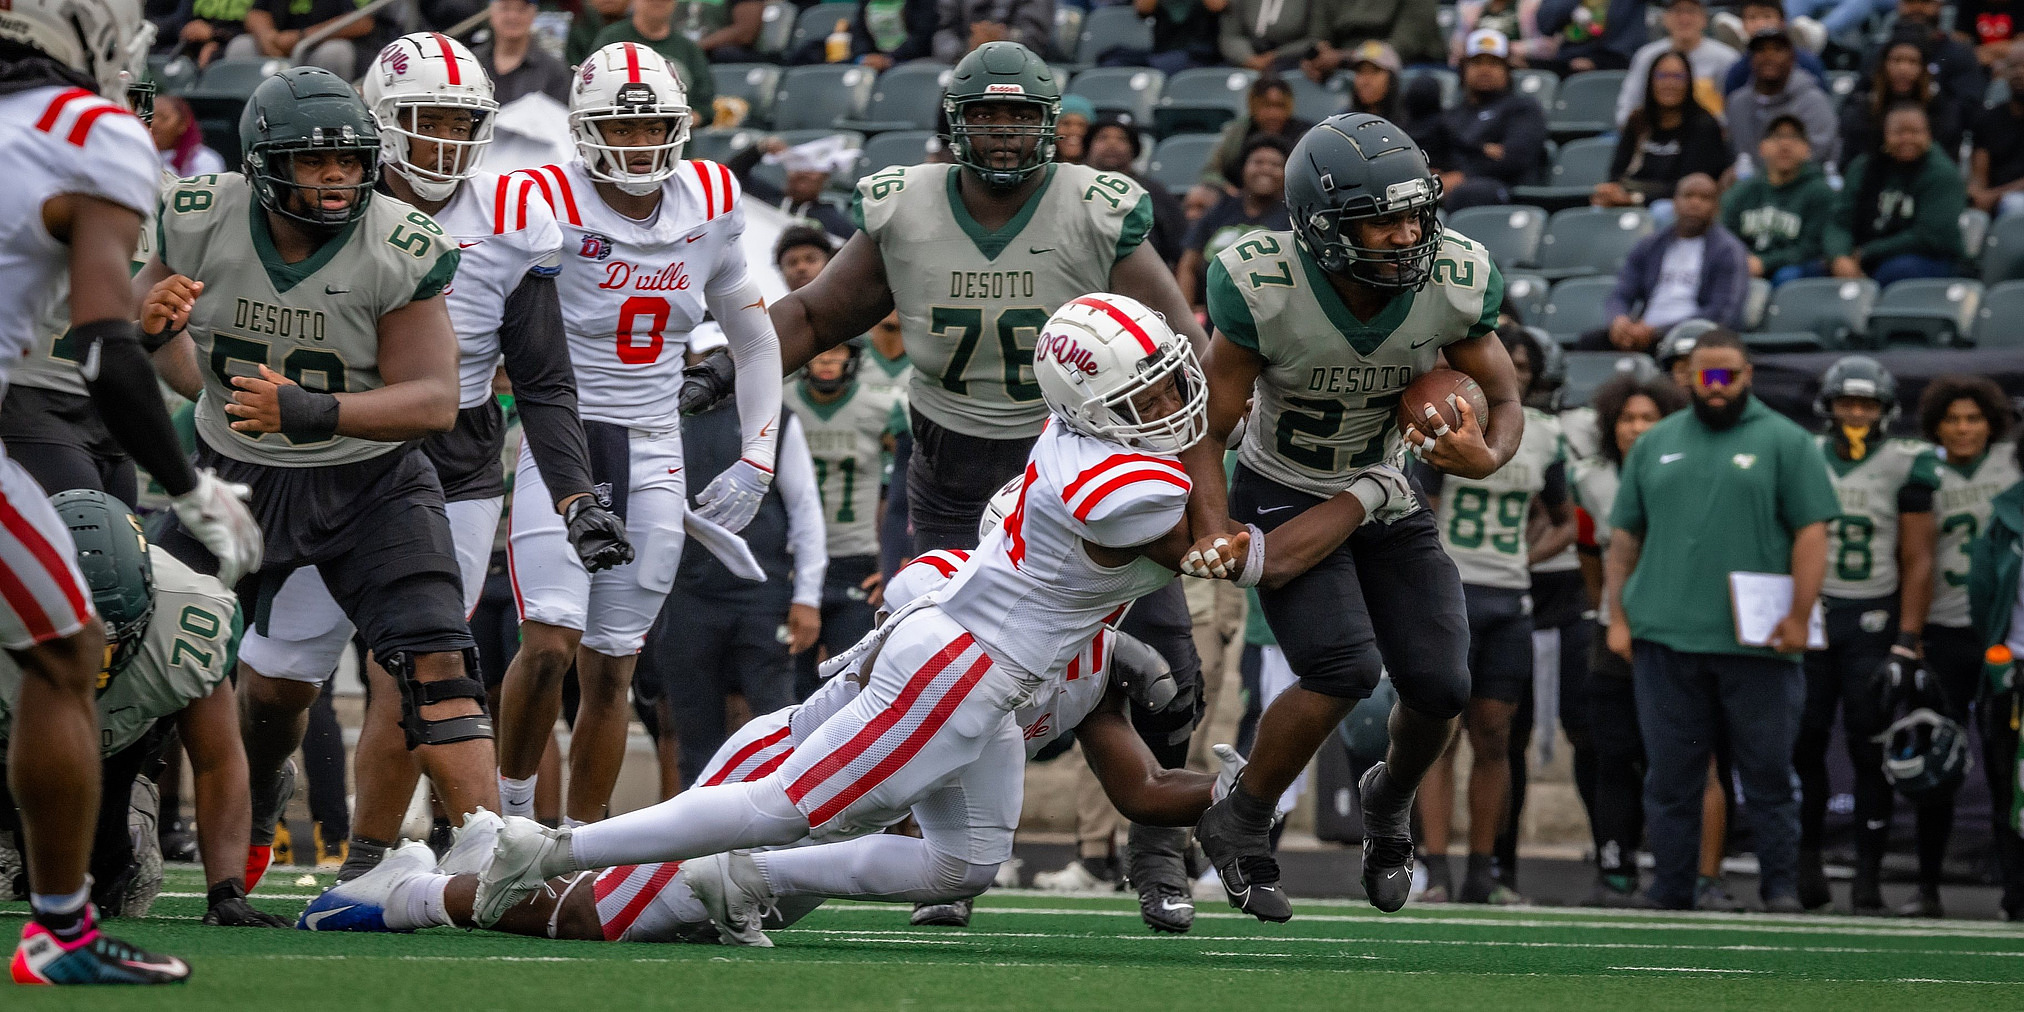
4;868;2021;1009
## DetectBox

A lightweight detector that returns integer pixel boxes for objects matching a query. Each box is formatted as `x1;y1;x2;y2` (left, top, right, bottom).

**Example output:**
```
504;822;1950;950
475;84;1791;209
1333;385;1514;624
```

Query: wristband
276;383;340;441
1895;630;1921;649
1235;523;1265;589
1345;471;1390;518
206;878;247;906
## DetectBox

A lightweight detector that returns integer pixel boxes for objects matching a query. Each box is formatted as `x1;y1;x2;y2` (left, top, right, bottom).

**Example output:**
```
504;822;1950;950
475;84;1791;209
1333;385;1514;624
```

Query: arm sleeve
1072;476;1192;549
705;263;784;473
83;322;198;497
499;271;594;504
1218;7;1257;64
1535;0;1577;34
1541;459;1569;508
774;416;828;608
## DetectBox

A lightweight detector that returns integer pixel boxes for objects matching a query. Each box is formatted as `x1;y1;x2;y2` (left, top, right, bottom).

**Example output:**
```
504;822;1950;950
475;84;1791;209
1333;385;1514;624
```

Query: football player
1180;112;1524;922
0;0;260;984
493;42;782;825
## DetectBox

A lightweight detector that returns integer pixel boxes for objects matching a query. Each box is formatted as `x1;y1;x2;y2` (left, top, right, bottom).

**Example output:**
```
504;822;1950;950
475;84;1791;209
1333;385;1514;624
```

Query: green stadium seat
1070;66;1165;124
1510;135;1615;209
1973;279;2024;347
1512;68;1558;109
1562;350;1660;407
711;63;781;128
1981;211;2024;285
770;64;875;132
1546;70;1625;138
1146;132;1217;191
756;0;795;55
1759;277;1877;348
1867;278;1981;347
840;62;951;134
1503;273;1551;326
1075;5;1152;65
1541;276;1618;343
1535;206;1652;280
1444;204;1548;270
788;2;859;55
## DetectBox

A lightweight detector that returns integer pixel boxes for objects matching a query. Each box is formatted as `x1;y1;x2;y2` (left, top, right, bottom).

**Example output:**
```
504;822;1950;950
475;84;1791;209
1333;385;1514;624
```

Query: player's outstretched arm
1179;333;1265;540
225;295;460;441
1076;687;1216;826
176;683;287;926
697;274;786;533
770;231;895;373
1411;331;1524;479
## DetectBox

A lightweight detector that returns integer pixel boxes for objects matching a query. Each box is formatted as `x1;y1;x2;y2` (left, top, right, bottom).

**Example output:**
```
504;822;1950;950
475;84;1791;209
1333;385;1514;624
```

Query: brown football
1396;368;1491;441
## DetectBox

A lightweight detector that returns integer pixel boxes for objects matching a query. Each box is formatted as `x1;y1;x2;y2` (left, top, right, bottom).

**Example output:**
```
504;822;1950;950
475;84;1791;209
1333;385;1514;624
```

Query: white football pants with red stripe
0;451;94;649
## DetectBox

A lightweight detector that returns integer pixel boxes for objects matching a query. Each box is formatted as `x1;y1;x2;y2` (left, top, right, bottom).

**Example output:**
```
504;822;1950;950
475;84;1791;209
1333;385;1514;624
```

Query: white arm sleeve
774;415;829;608
706;271;784;473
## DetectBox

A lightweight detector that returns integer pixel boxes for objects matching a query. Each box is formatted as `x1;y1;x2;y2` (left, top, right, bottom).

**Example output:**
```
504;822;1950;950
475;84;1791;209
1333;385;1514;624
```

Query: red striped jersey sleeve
1059;453;1190;549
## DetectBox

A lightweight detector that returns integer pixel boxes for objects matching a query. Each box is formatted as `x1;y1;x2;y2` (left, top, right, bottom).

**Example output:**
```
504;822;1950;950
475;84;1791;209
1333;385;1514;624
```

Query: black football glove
678;347;736;416
565;497;634;572
1866;636;1922;719
202;879;290;928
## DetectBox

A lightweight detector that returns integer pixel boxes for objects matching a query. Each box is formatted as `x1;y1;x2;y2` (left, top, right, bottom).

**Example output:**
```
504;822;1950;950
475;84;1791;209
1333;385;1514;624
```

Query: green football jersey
1930;443;2022;627
853;162;1153;440
1208;229;1502;496
1817;435;1941;600
0;553;239;755
158;173;457;467
1435;407;1564;590
786;379;907;558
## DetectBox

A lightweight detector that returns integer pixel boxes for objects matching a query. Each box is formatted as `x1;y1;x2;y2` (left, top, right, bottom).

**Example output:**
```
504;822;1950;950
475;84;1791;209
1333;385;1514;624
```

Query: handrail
292;0;410;63
445;7;490;39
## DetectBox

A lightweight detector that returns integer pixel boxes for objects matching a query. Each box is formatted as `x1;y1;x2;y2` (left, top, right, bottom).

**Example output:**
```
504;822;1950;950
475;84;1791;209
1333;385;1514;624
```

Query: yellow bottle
826;18;850;63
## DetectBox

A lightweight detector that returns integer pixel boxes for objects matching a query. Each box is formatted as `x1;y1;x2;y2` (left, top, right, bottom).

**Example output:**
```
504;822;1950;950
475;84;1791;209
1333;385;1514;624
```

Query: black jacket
1424;88;1549;184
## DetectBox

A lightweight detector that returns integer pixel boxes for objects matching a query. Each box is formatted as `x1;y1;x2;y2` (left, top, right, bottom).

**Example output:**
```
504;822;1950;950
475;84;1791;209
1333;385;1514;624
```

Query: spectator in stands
1219;0;1322;72
1422;29;1549;211
1726;26;1840;169
931;0;1053;63
1178;134;1291;312
1054;94;1094;164
675;0;765;62
1451;0;1555;66
1197;75;1309;190
1841;27;1963;166
1537;0;1644;72
1304;0;1446;72
592;0;717;122
1827;102;1966;284
1595;50;1731;214
477;0;573;106
851;0;939;69
224;0;376;78
1720;0;1827;96
729;135;856;239
1617;0;1739;127
172;0;253;67
1086;115;1187;265
150;95;227;177
1095;0;1223;74
1721;114;1835;284
1582;174;1749;350
1870;0;1985;125
1345;40;1403;121
1605;328;1837;912
1786;0;1891;39
1957;0;2021;67
566;0;629;65
1972;51;2024;217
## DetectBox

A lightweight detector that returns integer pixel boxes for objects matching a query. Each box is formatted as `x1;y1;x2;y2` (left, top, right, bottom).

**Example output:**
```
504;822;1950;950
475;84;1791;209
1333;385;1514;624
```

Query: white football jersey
1931;443;2022;628
433;172;567;408
0;86;160;398
514;158;748;430
936;421;1186;685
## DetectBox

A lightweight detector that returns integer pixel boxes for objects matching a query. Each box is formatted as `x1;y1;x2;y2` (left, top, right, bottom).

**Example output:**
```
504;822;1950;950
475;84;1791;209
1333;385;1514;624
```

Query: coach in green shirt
1603;328;1837;912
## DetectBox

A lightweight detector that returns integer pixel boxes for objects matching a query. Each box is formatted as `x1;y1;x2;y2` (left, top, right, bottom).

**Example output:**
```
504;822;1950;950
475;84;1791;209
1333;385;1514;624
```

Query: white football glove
693;459;772;534
1211;743;1246;804
170;469;262;585
1346;464;1418;524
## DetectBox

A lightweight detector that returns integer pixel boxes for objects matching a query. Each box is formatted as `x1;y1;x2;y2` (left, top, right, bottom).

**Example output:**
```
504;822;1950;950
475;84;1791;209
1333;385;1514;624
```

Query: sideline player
492;41;783;825
1180;112;1524;922
1;0;260;984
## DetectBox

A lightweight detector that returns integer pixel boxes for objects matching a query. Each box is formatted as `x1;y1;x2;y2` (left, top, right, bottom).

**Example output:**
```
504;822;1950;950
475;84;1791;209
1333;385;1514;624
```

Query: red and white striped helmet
1035;294;1207;455
570;41;692;195
364;32;497;201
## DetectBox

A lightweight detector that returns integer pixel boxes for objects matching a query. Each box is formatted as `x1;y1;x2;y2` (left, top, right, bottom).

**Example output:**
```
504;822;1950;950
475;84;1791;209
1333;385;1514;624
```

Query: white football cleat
471;816;574;927
687;852;777;947
297;840;436;932
438;808;504;876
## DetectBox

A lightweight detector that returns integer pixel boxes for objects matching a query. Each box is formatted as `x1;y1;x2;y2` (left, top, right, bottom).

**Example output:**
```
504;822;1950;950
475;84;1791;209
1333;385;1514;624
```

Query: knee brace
389;648;493;749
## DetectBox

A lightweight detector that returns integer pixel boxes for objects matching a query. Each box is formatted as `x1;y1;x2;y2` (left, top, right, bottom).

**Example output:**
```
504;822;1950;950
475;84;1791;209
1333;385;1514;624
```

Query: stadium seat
839;62;951;133
1759;277;1878;348
1961;208;1991;265
1075;5;1153;65
1051;6;1083;61
1512;68;1558;109
1535;206;1652;280
1287;73;1346;122
756;0;795;55
1742;330;1830;352
748;129;864;196
687;127;763;165
1974;279;2024;347
150;54;199;95
711;64;782;128
1510;135;1615;208
1444;204;1548;270
1155;67;1254;136
1070;66;1165;124
188;57;288;99
1540;276;1618;343
1504;273;1552;326
856;129;939;177
1825;69;1861;108
1983;212;2024;285
1562;351;1659;407
1400;67;1459;109
788;2;859;55
1146;132;1218;191
1744;277;1771;330
1867;278;1982;347
1547;70;1626;138
770;64;876;132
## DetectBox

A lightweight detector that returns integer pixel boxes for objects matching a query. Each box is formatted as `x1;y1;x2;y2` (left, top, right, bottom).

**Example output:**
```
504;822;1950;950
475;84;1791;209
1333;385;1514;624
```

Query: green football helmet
1814;354;1899;422
1655;318;1720;369
1285;113;1444;290
240;66;381;228
941;41;1060;190
50;489;153;690
125;72;155;125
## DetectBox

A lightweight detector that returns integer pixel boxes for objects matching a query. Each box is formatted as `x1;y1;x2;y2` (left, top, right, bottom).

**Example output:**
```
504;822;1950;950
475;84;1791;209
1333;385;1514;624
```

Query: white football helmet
1035;293;1207;455
570;41;692;196
363;32;498;202
0;0;152;103
977;474;1022;542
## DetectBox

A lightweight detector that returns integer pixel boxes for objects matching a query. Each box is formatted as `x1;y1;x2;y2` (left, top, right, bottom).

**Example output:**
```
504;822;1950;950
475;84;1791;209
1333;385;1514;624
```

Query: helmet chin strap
394;161;458;202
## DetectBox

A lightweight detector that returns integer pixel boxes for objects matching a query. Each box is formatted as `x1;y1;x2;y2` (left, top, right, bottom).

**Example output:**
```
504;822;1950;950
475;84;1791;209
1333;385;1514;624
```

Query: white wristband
1346;472;1389;517
1235;523;1266;588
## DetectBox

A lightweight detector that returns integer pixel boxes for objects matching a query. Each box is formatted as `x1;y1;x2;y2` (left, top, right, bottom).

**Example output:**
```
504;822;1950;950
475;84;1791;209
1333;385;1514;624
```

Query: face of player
962;100;1045;172
1830;395;1884;432
778;244;830;291
1347;207;1425;284
1249;87;1293;134
870;310;903;356
1938;397;1992;461
287;149;367;219
1240;145;1285;201
807;346;853;383
596;116;675;175
1462;54;1508;96
1615;392;1665;456
1884;107;1931;163
404;106;479;177
1126;370;1185;426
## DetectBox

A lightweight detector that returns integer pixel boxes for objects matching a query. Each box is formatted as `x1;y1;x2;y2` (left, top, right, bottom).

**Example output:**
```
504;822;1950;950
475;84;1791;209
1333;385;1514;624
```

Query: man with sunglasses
1601;329;1839;910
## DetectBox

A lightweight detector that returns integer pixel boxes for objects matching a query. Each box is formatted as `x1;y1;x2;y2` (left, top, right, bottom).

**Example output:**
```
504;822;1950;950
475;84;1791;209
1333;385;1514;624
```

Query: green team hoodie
1720;162;1836;275
1825;146;1966;268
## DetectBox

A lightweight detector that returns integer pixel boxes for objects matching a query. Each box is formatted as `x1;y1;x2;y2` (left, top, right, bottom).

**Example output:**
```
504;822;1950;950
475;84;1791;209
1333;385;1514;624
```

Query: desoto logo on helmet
1039;331;1099;377
380;47;410;76
984;83;1026;95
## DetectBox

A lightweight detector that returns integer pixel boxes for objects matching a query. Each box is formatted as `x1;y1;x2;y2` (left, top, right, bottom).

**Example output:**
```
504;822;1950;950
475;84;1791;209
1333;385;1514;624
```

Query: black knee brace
389;648;493;749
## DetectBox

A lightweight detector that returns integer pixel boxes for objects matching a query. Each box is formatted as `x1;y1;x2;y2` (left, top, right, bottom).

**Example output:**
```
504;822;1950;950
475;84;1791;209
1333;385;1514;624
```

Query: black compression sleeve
1899;482;1934;514
78;319;197;497
498;272;593;504
1541;460;1569;507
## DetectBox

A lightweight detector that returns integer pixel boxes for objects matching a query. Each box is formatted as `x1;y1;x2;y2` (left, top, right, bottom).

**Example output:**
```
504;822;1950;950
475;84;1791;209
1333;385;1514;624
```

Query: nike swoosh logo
304;904;357;929
686;233;707;243
1158;898;1193;911
1257;504;1298;514
1660;453;1685;464
1410;336;1440;349
1028;246;1055;254
324;285;350;295
1387;870;1404;880
458;240;484;249
668;467;681;474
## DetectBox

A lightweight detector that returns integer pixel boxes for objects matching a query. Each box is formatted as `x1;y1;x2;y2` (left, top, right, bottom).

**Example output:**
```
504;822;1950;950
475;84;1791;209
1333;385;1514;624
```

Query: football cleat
687;852;776;947
297;840;435;932
313;823;348;870
1136;882;1194;934
437;808;504;877
1128;825;1195;934
1895;888;1944;919
910;898;973;927
1695;876;1746;913
472;816;575;927
1195;795;1291;923
1796;850;1831;911
12;919;190;985
1358;763;1416;913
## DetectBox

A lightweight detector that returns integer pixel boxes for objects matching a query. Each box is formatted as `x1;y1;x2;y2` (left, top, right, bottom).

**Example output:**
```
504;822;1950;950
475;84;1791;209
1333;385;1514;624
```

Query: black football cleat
1358;763;1416;913
1196;795;1291;923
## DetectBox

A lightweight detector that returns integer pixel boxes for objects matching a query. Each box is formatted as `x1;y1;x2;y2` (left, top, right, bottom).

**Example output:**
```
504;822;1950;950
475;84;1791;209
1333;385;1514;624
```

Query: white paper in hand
683;512;766;582
1729;572;1827;650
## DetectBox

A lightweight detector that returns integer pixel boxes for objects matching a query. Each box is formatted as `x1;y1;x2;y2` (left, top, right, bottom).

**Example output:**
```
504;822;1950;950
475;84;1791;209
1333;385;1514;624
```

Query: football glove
694;459;772;533
171;469;263;585
1867;643;1922;719
677;348;736;415
1347;463;1418;524
1211;744;1246;804
202;880;290;928
564;497;634;572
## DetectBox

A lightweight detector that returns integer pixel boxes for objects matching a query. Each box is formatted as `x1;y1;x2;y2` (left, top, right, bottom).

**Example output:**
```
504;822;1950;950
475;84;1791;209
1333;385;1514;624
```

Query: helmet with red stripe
977;474;1022;541
1035;294;1207;455
0;0;152;104
364;32;497;202
570;42;692;196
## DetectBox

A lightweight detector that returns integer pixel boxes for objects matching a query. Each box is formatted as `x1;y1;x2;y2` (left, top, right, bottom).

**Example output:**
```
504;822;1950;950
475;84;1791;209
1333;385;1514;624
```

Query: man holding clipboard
1603;329;1840;911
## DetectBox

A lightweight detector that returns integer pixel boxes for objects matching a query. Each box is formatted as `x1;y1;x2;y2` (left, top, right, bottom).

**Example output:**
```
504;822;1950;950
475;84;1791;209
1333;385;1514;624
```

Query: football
1396;368;1491;441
